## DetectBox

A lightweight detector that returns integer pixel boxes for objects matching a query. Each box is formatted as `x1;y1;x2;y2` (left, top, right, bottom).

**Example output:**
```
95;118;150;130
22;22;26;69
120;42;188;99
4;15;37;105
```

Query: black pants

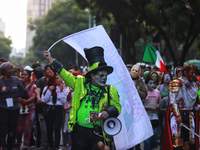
45;105;63;149
0;107;19;150
72;124;104;150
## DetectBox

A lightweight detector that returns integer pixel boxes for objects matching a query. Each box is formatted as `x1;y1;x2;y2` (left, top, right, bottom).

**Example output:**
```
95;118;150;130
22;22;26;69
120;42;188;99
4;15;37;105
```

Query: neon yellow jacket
59;68;121;141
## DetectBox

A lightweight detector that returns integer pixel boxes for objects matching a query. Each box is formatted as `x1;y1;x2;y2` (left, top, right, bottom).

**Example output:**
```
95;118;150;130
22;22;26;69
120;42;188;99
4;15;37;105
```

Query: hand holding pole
43;51;54;64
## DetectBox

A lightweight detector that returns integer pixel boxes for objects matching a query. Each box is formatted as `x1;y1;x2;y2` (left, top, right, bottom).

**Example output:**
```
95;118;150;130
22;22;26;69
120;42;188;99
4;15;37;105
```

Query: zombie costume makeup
143;77;161;149
44;46;121;150
149;71;159;88
163;74;171;83
147;79;155;91
91;70;108;87
163;65;200;150
156;73;172;149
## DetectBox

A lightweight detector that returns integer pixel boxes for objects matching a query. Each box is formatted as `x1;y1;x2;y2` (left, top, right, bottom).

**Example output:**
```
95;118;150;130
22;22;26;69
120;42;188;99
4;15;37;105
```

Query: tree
75;0;200;66
0;31;12;59
24;0;90;68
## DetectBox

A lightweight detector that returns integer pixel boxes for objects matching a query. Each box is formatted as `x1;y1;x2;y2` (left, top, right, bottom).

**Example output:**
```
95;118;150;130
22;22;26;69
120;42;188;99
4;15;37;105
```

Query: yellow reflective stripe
90;62;100;71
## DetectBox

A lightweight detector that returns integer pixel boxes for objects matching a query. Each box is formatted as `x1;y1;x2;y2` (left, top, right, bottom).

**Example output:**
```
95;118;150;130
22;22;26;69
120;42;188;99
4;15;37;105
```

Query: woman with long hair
16;66;37;150
42;73;67;150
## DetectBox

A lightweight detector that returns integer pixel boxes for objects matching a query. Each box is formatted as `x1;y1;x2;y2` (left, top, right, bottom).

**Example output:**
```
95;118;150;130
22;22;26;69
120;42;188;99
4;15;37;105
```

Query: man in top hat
43;46;121;150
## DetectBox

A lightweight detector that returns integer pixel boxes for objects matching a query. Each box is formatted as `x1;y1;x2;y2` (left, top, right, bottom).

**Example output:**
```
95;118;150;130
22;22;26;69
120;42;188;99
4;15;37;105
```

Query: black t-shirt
36;76;47;97
0;76;27;109
36;76;47;113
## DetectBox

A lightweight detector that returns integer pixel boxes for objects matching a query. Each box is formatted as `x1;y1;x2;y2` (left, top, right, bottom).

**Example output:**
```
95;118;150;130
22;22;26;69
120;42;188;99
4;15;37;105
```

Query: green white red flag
142;42;166;72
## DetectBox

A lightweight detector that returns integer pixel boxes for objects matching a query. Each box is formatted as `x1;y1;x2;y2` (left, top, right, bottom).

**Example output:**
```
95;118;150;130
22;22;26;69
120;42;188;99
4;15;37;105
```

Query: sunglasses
177;70;182;73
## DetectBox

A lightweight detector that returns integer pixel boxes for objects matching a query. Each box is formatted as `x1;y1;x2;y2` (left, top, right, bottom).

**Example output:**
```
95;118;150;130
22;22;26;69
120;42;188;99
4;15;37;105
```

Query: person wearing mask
43;46;121;150
143;77;161;150
0;62;28;150
163;65;200;150
130;65;147;150
130;64;147;99
42;74;67;150
36;65;53;150
16;66;37;150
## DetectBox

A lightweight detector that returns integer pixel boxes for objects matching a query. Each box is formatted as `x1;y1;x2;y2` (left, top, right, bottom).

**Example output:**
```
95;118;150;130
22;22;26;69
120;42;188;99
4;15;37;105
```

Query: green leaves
25;0;89;68
0;33;12;59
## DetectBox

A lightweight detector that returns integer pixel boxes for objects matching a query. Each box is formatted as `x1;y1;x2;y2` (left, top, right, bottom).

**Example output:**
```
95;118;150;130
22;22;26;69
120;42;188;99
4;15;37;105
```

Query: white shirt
42;85;67;105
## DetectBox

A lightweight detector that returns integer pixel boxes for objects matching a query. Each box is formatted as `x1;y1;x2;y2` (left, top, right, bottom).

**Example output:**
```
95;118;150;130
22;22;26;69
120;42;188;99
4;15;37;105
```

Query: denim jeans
144;126;159;150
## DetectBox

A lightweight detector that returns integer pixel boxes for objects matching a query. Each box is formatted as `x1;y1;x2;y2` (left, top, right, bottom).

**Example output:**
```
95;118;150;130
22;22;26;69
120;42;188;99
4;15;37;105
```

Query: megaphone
103;117;122;136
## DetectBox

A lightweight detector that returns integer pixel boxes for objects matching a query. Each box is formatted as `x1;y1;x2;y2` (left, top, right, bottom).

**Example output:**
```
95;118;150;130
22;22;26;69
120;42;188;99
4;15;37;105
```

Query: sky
0;0;27;52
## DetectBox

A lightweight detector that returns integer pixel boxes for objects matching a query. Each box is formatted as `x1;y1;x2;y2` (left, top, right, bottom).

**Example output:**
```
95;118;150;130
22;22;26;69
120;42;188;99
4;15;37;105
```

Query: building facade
25;0;56;54
0;18;5;37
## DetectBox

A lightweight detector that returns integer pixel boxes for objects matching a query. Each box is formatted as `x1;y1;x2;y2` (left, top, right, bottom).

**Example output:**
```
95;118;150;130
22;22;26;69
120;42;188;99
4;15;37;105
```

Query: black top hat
84;46;113;78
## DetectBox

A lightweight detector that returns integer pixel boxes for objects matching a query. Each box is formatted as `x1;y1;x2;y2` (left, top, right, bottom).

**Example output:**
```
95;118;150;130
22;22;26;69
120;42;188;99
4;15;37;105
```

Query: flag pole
47;38;63;52
181;124;200;138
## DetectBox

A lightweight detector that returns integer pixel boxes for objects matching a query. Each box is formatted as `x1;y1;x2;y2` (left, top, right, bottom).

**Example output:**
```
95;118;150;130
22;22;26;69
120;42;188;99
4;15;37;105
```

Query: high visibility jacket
59;68;121;141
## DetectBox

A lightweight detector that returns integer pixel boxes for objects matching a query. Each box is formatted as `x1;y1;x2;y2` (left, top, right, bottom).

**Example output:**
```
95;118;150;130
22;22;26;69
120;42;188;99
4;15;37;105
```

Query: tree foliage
75;0;200;66
24;0;90;68
0;32;12;59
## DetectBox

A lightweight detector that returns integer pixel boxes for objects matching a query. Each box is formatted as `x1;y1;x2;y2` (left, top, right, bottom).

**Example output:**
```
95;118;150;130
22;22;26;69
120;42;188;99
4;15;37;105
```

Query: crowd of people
127;63;200;150
0;49;200;150
0;57;85;150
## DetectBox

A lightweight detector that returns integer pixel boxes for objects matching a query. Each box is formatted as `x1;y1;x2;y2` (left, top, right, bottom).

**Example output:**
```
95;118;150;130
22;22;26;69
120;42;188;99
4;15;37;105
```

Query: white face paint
147;80;155;90
91;70;108;87
163;74;171;83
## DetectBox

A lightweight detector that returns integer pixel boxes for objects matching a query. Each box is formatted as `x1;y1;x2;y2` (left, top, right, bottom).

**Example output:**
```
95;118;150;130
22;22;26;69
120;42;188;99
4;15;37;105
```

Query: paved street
28;146;70;150
19;140;200;150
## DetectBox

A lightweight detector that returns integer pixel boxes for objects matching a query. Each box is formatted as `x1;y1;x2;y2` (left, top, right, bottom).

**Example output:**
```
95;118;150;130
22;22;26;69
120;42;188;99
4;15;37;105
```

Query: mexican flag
142;42;166;72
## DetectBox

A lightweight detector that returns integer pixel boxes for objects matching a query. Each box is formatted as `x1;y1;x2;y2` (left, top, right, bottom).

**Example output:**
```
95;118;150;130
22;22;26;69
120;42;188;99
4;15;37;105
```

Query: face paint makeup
189;70;195;77
147;80;155;90
163;74;171;83
91;70;108;87
151;73;157;83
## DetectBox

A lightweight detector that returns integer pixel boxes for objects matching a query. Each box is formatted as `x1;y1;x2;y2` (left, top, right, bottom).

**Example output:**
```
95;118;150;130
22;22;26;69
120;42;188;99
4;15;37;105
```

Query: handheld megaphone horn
103;117;122;136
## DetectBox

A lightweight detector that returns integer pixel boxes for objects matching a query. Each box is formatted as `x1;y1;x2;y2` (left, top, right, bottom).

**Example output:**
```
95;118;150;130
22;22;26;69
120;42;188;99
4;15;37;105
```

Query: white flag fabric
62;25;153;150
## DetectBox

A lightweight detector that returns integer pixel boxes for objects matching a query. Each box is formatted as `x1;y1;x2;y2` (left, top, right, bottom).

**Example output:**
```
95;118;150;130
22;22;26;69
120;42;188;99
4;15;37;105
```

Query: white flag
62;25;153;150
